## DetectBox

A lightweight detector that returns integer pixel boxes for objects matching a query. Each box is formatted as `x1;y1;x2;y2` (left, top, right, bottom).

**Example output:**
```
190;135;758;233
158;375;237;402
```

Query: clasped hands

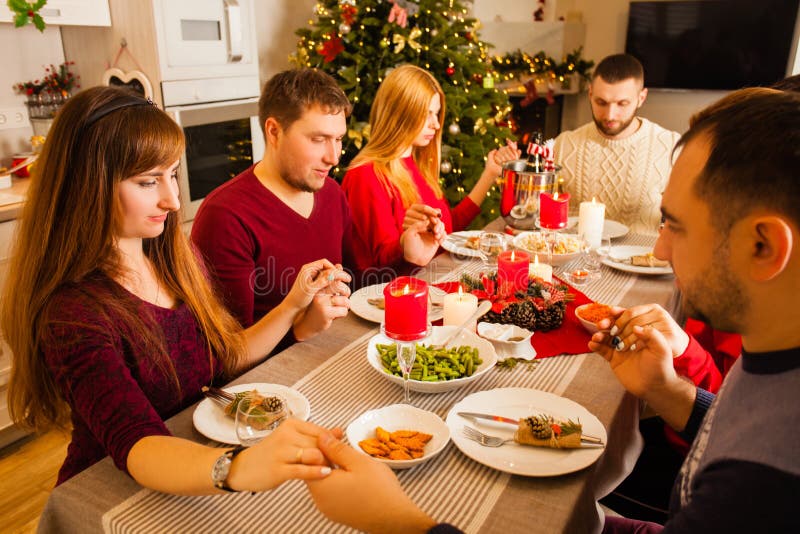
288;259;352;341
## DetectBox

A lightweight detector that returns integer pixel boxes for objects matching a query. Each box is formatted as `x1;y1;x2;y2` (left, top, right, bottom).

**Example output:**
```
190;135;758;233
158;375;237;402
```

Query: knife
458;411;604;444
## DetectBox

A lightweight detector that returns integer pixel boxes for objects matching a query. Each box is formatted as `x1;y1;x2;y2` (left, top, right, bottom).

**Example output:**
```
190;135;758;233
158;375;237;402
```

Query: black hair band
84;95;155;129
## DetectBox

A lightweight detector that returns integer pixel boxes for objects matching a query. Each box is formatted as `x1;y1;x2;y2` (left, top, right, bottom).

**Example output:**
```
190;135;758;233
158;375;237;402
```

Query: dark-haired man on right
554;53;680;235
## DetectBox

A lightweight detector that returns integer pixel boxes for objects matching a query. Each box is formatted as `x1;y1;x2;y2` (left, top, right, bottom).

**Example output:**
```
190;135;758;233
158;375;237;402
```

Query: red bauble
472;73;483;83
446;66;456;76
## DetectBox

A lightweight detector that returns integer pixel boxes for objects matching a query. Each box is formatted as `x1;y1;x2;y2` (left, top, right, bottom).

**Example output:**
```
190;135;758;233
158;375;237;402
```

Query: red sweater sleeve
450;196;481;231
673;334;724;393
191;201;257;327
342;165;405;271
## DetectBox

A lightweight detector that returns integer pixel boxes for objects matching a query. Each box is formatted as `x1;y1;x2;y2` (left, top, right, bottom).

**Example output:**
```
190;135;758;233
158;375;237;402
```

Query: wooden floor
0;430;69;534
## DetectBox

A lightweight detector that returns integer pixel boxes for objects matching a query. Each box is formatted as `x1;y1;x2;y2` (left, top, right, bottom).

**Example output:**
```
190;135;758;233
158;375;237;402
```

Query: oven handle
224;0;243;63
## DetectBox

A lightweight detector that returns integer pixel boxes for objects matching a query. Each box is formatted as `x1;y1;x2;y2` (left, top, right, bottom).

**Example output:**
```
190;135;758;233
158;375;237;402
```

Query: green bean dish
376;343;483;382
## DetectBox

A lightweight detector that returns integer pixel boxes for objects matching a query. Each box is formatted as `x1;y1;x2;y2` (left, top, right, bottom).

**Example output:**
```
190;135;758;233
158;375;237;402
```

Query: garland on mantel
7;0;47;32
492;47;594;86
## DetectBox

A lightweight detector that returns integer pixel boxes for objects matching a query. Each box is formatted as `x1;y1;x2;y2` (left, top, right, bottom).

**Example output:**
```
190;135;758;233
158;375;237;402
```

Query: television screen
625;0;799;90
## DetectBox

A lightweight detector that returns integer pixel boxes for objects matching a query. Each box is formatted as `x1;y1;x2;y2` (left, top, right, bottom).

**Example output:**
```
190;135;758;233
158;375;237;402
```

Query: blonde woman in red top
342;64;519;274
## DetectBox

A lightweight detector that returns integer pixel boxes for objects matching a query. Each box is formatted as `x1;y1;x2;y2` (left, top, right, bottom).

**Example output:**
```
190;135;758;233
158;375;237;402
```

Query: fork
461;426;515;447
201;386;235;411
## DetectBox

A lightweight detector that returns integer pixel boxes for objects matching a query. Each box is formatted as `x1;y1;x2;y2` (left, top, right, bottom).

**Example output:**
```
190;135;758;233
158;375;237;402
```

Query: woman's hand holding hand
400;220;444;266
284;260;350;312
483;139;521;179
291;262;352;341
226;420;342;492
402;203;442;231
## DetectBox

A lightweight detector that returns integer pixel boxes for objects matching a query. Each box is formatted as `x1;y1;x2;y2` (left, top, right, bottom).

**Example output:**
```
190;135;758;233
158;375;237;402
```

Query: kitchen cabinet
0;219;18;443
0;0;110;27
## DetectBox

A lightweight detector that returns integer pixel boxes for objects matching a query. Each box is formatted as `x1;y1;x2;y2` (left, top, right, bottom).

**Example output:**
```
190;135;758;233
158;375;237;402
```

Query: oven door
167;97;265;221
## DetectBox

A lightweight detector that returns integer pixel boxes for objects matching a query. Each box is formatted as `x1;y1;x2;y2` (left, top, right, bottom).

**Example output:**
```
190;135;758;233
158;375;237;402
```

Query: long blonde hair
349;64;445;207
2;86;247;431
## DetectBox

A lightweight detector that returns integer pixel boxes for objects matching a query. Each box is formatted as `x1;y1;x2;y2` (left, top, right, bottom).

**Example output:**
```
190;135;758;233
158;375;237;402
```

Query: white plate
603;245;673;275
561;217;629;240
366;326;498;393
442;231;485;258
446;387;607;476
193;383;311;445
346;404;450;469
350;283;446;324
512;231;582;266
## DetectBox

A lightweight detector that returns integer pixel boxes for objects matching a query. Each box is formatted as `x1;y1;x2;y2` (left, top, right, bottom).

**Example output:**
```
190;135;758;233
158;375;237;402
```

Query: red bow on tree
318;34;344;63
341;4;357;26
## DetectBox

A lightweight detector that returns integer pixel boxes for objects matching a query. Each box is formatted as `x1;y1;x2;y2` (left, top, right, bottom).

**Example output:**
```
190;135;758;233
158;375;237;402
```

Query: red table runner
434;277;593;358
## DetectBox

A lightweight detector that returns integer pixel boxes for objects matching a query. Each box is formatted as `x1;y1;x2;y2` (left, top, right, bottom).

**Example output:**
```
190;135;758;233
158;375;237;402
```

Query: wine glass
235;393;288;446
395;342;418;404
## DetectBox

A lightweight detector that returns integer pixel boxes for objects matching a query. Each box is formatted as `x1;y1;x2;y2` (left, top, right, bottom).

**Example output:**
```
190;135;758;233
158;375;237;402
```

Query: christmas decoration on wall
7;0;47;31
293;0;514;228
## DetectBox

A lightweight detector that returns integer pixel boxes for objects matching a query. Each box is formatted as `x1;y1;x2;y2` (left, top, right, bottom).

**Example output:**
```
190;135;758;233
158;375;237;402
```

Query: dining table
38;219;679;534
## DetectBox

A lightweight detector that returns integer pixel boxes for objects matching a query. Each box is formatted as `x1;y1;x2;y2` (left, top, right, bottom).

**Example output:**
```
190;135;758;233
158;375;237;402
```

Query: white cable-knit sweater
553;118;681;235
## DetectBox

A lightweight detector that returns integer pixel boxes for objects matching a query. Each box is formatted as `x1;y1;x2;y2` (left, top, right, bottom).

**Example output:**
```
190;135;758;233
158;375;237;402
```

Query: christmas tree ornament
483;75;494;89
340;0;357;5
446;65;456;76
392;27;422;53
339;22;351;34
440;160;453;174
379;37;390;48
431;28;438;36
448;122;461;136
472;73;483;83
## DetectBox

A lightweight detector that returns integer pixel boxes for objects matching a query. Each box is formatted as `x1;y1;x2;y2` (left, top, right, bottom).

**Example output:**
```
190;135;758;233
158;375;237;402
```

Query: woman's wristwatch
211;445;247;492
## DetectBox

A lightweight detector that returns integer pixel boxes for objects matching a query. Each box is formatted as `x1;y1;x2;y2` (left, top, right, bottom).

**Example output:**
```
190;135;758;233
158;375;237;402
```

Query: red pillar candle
539;191;570;229
383;276;429;341
497;249;530;292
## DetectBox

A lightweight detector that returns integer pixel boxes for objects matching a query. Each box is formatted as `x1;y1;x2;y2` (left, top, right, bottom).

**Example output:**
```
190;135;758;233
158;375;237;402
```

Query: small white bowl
345;404;450;469
366;326;498;393
476;322;535;359
574;303;615;334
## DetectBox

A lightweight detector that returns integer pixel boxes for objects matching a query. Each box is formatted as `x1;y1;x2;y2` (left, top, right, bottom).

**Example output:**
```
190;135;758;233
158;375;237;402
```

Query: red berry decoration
446;66;456;76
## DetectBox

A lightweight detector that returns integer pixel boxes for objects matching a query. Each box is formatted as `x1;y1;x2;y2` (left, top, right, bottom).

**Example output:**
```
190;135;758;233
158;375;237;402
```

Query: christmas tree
292;0;514;227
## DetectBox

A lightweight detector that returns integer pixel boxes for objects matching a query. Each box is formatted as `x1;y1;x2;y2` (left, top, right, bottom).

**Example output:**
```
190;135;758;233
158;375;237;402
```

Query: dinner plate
193;383;310;444
445;387;607;476
603;245;673;275
442;231;484;258
538;218;629;240
350;283;446;324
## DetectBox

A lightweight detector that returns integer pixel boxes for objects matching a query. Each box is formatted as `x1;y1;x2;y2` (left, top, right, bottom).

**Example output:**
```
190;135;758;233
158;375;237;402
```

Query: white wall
254;0;317;81
0;24;64;163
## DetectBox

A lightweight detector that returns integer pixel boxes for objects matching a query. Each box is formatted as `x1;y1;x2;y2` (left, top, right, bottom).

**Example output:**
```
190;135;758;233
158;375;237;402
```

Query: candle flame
457;285;464;297
402;284;410;295
534;254;539;265
591;197;596;203
511;250;515;261
553;192;559;200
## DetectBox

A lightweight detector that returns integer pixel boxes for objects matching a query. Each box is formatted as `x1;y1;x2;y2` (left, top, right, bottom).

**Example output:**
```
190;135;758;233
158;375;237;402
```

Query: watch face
211;453;232;486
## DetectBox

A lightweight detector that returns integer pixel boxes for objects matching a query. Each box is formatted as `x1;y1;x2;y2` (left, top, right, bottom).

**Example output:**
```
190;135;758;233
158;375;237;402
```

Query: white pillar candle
528;254;553;283
443;289;479;331
578;197;606;249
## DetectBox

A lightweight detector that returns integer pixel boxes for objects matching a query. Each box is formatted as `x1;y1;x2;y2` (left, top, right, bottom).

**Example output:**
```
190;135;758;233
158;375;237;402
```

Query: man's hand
306;432;436;534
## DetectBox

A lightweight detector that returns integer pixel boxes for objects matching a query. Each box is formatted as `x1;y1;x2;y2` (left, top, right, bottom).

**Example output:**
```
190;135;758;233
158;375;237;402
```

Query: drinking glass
581;235;611;278
478;232;507;266
235;394;288;446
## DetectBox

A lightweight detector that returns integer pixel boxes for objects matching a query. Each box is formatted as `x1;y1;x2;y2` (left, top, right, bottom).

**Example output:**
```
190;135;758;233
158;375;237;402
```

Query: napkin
433;277;593;358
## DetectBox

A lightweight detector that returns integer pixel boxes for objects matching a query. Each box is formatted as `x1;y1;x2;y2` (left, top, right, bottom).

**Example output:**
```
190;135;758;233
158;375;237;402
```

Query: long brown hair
349;65;445;207
2;86;246;431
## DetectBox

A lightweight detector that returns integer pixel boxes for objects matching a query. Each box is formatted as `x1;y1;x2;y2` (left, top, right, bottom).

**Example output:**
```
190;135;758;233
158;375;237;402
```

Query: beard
277;157;326;194
680;241;747;333
593;112;638;137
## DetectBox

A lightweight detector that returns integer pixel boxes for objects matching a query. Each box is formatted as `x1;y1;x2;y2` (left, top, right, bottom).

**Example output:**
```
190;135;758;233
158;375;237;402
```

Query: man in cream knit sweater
554;54;680;235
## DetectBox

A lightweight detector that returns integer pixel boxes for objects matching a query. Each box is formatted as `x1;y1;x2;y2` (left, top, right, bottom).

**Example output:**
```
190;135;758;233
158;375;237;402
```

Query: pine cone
525;415;552;439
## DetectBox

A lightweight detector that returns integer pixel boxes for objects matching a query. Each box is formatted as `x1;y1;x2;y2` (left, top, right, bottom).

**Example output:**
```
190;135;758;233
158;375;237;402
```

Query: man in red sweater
192;69;355;341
